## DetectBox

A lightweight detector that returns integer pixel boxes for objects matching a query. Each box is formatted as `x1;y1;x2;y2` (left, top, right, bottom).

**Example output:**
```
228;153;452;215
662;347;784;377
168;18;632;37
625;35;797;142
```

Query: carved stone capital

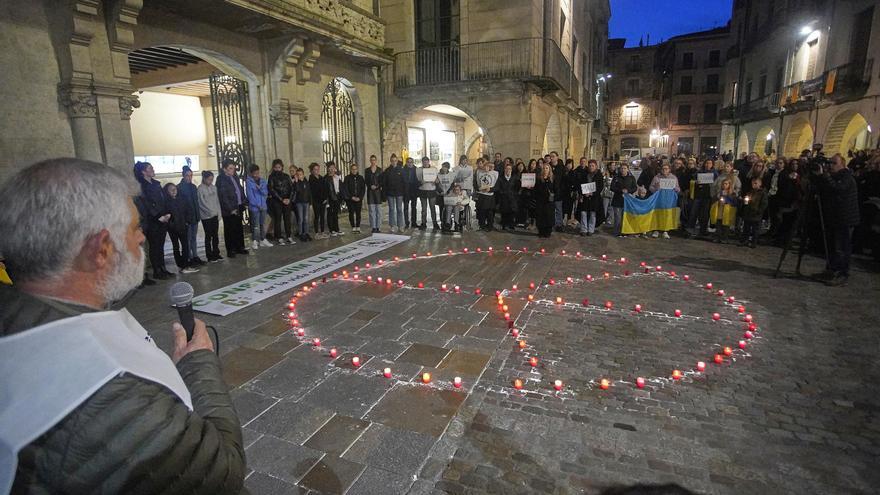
269;103;291;128
282;38;322;85
119;95;141;120
59;86;98;118
289;102;309;125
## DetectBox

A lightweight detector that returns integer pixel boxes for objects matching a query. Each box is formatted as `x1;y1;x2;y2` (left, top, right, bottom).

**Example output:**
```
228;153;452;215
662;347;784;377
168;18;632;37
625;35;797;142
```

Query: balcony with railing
392;38;581;100
719;92;780;123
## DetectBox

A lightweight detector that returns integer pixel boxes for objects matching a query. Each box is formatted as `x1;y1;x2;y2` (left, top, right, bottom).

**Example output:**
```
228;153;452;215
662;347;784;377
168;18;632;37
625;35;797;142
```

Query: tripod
774;186;829;278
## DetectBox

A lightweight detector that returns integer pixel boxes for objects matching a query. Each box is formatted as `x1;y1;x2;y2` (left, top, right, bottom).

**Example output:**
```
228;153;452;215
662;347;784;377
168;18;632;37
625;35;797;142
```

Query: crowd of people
132;146;878;288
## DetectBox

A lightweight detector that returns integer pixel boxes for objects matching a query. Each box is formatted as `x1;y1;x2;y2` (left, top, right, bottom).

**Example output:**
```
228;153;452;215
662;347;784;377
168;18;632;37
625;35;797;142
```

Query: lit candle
287;311;296;319
511;328;520;337
727;296;735;303
512;284;518;291
518;340;527;349
398;280;405;287
738;340;747;349
352;356;361;367
636;377;646;388
540;248;546;254
504;312;510;320
454;285;461;293
529;282;536;289
576;251;582;257
377;277;383;283
669;271;676;277
560;250;566;255
311;281;317;288
330;348;338;358
706;282;713;290
529;357;538;367
393;256;399;261
502;304;509;312
674;309;682;317
683;275;690;281
672;370;683;380
604;272;610;278
555;297;563;304
549;278;556;285
738;306;745;313
566;276;573;283
605;301;613;309
506;246;511;251
553;380;563;391
744;330;754;339
620;257;627;263
717;290;725;296
453;376;462;388
696;361;706;371
640;261;647;267
600;379;610;390
426;251;432;256
655;266;662;272
601;254;608;260
582;298;590;307
634;304;642;313
378;259;384;264
748;322;757;331
418;282;424;288
714;354;723;364
352;274;359;280
354;265;360;272
586;275;593;281
476;248;482;253
522;247;528;252
723;346;733;356
463;248;469;253
296;328;305;337
313;338;321;346
712;313;721;321
366;275;373;282
288;302;296;310
422;372;431;384
441;283;448;291
527;294;534;301
514;379;523;390
383;367;392;378
385;278;392;285
744;314;753;322
448;249;453;255
495;290;502;297
474;288;482;295
365;263;371;268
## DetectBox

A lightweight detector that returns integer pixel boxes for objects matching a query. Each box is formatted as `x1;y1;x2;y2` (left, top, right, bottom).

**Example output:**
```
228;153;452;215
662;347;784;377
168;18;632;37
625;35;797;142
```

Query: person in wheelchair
444;183;469;233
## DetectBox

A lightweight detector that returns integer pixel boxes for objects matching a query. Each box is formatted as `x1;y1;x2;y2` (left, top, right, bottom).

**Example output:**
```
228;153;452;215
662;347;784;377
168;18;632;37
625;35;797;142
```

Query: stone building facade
605;40;661;158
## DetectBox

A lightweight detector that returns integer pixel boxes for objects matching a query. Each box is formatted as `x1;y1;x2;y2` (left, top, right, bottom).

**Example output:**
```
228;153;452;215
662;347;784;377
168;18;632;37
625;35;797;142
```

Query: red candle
639;261;647;267
378;259;384;264
560;250;566;255
353;265;360;272
296;328;305;337
511;328;520;337
417;282;424;288
634;304;642;313
453;376;462;388
411;253;417;258
422;372;431;384
448;249;453;255
454;285;461;293
553;380;563;391
441;283;448;291
586;275;593;281
313;338;321;346
738;340;747;349
683;275;690;281
717;290;725;296
540;248;546;254
512;284;518;291
529;357;538;367
672;370;683;380
506;246;511;251
549;278;556;285
744;314;753;322
620;257;627;263
288;302;296;310
655;266;662;272
476;248;482;253
723;346;733;356
529;282;536;289
599;378;610;390
712;313;721;321
352;356;361;367
311;281;318;287
748;323;757;331
602;254;608;260
669;271;676;277
514;379;523;390
504;312;510;320
738;305;745;313
582;298;590;307
287;311;296;319
474;288;482;295
696;361;706;371
330;348;338;358
522;247;528;252
383;367;392;378
566;276;573;283
605;301;613;309
398;280;405;287
377;277;383;284
674;309;682;317
636;377;646;388
714;354;723;364
365;263;371;268
555;297;563;304
727;296;735;303
576;251;582;257
495;290;502;297
366;275;373;282
463;248;469;253
744;330;754;339
352;274;359;280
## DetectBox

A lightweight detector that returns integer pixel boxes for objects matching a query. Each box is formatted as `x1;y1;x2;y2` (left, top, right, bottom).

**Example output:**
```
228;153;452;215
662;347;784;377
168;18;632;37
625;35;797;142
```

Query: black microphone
169;282;196;341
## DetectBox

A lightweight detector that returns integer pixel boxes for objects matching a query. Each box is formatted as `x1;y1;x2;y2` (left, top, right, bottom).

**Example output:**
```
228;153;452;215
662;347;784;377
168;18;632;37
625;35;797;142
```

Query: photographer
817;153;860;286
0;159;245;493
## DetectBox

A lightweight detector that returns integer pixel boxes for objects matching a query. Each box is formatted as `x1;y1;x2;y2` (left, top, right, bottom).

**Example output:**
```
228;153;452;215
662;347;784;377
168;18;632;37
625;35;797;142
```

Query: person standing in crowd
268;158;295;245
716;161;742;197
637;158;657;196
416;156;440;231
403;156;419;230
674;157;693;228
711;177;738;243
575;159;605;236
740;177;768;248
688;159;718;237
293;168;312;242
534;161;556;238
177;166;204;266
198;170;223;262
456;155;475;200
744;159;768;197
774;159;802;246
163;183;199;273
493;152;504;173
324;161;343;237
610;163;637;236
308;163;328;239
496;161;520;231
0;158;246;494
818;154;860;286
365;155;383;233
344;162;366;234
561;158;576;226
601;160;616;224
133;161;172;279
217;159;248;258
437;161;454;233
383;153;406;233
475;158;498;231
246;164;272;250
648;162;681;238
518;158;538;228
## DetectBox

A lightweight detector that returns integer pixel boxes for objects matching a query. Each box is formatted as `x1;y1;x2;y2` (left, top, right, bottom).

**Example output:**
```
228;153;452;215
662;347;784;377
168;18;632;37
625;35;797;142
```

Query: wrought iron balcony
393;38;579;101
720;92;780;123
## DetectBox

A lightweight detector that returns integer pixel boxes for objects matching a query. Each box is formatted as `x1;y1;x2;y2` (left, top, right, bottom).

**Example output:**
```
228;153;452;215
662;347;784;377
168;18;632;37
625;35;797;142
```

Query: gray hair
0;158;138;283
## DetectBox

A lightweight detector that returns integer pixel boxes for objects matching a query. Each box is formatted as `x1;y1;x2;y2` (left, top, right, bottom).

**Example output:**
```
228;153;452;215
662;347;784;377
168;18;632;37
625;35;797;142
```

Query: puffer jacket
0;285;246;494
268;170;293;202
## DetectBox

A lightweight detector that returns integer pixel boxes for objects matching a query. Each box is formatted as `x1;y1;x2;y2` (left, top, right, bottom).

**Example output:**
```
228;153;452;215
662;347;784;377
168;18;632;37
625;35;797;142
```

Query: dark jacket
775;171;800;211
694;168;719;200
324;175;342;202
293;178;311;204
177;180;200;224
383;165;405;197
167;194;191;233
365;167;383;204
343;173;366;202
495;173;520;213
402;165;419;198
216;173;245;216
821;168;860;227
741;188;769;222
534;176;555;204
268;170;294;202
140;179;168;224
637;166;656;190
611;173;637;207
308;174;328;204
572;168;604;213
0;285;246;494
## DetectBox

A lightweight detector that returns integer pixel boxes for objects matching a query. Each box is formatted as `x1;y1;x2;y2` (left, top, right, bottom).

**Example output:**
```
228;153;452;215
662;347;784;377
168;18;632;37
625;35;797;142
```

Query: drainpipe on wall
377;65;385;165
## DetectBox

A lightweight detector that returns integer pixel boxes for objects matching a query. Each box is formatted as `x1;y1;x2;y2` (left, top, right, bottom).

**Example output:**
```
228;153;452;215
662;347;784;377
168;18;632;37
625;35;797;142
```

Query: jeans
249;207;267;241
610;206;624;234
554;200;563;227
368;203;381;229
201;216;220;259
404;196;418;228
347;200;362;228
828;225;854;276
742;220;760;242
186;222;199;260
146;222;168;274
168;228;190;268
419;195;437;226
327;200;340;233
579;211;596;234
387;195;404;228
295;202;310;236
313;202;326;233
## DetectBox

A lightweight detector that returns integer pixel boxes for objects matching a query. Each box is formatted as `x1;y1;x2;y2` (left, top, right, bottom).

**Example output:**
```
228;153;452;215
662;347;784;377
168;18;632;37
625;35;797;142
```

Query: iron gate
321;78;357;171
209;72;254;181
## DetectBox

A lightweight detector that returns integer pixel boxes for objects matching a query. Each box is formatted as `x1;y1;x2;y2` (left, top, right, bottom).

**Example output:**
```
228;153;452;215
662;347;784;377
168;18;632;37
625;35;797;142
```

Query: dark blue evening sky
610;0;734;47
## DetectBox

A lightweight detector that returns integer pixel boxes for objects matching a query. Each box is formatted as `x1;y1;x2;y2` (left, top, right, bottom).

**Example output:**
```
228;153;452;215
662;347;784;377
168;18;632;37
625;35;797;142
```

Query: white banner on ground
192;234;410;316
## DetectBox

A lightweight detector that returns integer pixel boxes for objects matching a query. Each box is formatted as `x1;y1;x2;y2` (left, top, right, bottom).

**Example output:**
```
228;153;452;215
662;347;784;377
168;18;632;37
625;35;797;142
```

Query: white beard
100;244;146;303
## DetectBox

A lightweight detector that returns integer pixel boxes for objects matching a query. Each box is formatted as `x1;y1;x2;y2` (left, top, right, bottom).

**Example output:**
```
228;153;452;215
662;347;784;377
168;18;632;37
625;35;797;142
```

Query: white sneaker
337;231;345;236
181;267;199;274
329;232;337;237
252;240;259;250
285;238;295;244
355;227;361;233
276;238;286;245
662;232;670;239
651;231;660;238
261;239;274;247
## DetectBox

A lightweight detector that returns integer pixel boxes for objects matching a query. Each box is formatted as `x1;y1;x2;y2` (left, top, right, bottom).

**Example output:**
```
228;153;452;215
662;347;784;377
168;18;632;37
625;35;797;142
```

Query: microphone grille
169;281;194;306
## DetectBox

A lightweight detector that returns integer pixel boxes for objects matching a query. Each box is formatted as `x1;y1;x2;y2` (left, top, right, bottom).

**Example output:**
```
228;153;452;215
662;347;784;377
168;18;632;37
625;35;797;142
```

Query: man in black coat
819;154;861;286
216;159;248;257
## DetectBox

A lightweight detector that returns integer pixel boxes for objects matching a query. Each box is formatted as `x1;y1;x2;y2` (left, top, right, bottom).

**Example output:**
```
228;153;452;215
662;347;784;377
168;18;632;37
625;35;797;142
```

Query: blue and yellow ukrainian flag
621;189;680;234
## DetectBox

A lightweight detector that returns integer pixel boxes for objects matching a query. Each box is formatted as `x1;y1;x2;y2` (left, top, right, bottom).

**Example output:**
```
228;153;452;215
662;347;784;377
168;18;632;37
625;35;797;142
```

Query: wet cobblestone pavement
128;227;880;494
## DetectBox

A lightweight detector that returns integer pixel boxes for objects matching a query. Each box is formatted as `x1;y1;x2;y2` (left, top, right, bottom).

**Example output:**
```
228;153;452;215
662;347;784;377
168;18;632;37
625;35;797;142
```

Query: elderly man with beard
0;159;245;493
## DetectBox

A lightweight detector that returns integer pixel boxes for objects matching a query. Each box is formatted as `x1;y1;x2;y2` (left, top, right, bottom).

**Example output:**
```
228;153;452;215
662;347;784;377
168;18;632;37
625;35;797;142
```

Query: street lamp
799;25;813;36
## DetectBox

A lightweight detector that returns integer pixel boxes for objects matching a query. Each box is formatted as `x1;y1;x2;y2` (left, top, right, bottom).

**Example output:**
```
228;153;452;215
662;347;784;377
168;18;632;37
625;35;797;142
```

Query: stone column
269;101;292;166
59;85;103;163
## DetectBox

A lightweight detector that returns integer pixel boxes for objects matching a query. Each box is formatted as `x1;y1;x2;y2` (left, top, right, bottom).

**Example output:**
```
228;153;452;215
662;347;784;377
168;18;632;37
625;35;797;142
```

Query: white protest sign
422;167;437;183
659;178;677;190
580;182;596;194
698;173;715;184
520;173;536;188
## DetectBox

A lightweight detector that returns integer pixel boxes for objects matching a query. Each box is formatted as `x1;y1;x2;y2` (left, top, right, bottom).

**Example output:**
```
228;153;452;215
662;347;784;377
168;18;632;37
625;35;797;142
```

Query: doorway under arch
542;113;563;156
824;110;870;155
384;103;491;165
321;77;361;171
735;130;750;157
753;126;776;157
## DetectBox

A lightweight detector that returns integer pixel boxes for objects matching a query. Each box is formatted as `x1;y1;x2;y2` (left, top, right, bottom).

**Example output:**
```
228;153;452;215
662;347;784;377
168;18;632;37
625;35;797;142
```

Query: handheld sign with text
659;178;677;190
698;173;715;184
581;182;596;194
421;167;437;183
438;173;453;194
520;173;536;188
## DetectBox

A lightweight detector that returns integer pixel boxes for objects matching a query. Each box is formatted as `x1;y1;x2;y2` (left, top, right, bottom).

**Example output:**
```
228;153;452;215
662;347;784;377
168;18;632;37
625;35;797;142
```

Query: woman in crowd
163;183;199;274
293;168;313;242
134;161;172;280
324;161;343;237
575;159;605;236
365;155;383;233
496;161;520;231
177;166;203;266
689;159;718;237
197;170;223;262
246;164;272;249
610;163;637;237
416;156;440;231
774;158;801;246
534;162;556;238
475;158;498;231
308;163;328;238
602;161;617;223
561;158;576;226
268;158;295;245
743;159;768;197
344;162;366;233
517;158;538;228
403;157;419;230
648;162;681;239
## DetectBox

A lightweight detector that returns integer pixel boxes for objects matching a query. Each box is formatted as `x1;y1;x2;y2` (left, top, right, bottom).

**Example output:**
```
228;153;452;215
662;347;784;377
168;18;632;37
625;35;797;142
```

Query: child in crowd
163;183;199;274
246;164;272;250
293;168;313;242
711;178;738;243
197;170;223;262
740;177;769;248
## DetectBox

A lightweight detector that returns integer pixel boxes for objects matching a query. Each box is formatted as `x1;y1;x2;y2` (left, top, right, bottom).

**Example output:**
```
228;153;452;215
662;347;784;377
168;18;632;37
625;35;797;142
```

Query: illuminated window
623;104;640;129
